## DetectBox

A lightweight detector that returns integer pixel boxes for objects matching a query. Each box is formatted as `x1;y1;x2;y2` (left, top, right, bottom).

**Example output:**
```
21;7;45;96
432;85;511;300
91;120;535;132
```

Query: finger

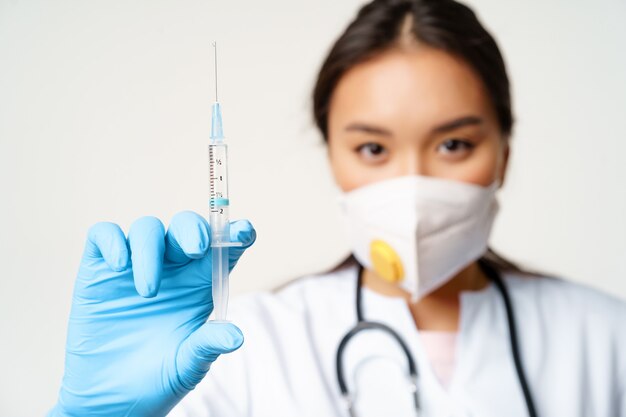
230;219;256;248
176;322;244;391
228;219;256;269
83;222;129;272
128;216;165;298
165;211;211;264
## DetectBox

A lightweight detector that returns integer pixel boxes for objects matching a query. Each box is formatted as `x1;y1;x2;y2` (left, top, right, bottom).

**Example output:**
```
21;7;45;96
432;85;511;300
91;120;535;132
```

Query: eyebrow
344;115;483;137
432;115;483;134
344;123;392;137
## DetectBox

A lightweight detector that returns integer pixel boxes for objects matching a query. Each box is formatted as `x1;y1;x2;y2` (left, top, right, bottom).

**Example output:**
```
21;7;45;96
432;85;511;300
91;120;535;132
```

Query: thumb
175;322;244;391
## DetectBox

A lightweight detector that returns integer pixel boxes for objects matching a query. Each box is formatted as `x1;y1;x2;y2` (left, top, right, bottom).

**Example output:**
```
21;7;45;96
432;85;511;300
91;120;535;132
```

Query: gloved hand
48;211;256;417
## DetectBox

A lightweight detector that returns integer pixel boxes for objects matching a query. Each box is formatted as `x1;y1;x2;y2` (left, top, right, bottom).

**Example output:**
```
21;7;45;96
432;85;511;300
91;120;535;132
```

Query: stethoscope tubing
335;259;538;417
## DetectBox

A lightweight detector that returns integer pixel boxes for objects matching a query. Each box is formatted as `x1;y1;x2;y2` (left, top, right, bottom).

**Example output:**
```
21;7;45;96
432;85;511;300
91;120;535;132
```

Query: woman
49;0;626;416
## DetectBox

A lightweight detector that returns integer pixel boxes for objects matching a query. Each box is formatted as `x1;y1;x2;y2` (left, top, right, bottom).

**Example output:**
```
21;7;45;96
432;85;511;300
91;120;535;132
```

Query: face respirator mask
339;175;499;301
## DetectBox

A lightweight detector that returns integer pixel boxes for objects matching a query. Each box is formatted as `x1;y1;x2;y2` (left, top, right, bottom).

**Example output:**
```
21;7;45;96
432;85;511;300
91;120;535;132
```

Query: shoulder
502;270;626;334
500;271;626;399
229;264;357;327
504;271;626;311
274;264;357;307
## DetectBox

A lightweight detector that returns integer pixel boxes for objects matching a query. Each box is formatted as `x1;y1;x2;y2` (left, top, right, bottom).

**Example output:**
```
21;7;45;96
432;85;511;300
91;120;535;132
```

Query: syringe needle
212;41;218;102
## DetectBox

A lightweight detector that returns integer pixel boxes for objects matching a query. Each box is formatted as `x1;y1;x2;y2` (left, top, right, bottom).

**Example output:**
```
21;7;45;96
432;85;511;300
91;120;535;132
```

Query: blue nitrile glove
48;211;256;417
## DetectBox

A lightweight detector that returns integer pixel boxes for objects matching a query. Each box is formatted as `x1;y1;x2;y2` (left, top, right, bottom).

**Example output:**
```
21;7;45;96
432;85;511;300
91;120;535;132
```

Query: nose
399;150;424;176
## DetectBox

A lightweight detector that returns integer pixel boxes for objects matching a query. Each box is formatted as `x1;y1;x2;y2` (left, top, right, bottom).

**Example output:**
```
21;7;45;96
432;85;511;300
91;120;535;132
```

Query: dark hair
312;0;513;141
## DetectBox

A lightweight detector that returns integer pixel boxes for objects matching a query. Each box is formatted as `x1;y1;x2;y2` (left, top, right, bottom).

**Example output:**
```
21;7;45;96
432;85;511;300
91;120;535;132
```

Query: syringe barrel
209;142;231;321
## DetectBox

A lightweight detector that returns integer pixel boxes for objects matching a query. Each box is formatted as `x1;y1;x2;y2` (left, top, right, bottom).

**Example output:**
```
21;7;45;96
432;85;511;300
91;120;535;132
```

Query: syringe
209;42;241;322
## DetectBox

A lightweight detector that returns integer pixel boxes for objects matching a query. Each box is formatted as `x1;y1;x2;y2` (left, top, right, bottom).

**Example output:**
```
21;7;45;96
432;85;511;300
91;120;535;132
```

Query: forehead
328;45;494;129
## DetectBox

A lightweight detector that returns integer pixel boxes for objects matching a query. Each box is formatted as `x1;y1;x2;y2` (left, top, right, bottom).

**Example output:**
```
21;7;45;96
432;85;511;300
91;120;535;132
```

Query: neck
362;261;489;331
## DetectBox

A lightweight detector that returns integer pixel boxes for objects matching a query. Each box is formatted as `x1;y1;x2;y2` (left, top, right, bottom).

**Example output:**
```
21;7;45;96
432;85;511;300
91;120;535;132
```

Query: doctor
49;0;626;416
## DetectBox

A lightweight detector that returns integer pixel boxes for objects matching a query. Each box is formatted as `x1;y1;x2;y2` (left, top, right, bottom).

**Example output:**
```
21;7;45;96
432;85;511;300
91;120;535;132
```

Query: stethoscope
335;259;538;417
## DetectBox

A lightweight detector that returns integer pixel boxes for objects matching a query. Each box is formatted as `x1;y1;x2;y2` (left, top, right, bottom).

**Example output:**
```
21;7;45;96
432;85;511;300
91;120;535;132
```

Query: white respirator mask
338;175;499;301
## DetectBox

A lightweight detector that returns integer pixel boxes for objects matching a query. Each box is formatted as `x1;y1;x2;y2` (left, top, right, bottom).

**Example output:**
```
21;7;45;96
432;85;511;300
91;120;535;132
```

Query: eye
436;138;474;156
355;142;388;162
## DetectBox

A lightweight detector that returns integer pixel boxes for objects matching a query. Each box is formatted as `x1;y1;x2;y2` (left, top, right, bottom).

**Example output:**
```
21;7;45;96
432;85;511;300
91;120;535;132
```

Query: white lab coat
169;263;626;417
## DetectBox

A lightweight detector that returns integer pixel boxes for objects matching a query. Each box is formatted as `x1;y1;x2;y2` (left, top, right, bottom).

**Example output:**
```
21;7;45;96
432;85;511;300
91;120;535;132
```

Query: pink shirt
419;331;458;389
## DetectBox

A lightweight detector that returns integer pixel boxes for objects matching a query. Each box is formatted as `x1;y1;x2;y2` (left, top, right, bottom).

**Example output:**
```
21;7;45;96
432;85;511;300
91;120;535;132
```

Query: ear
498;141;510;187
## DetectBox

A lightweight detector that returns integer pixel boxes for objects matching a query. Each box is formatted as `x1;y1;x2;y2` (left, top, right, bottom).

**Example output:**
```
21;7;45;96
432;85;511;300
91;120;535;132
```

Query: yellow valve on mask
369;240;404;283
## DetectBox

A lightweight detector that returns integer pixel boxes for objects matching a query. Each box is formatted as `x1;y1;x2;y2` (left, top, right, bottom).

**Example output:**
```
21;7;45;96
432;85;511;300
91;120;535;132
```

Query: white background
1;0;625;415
